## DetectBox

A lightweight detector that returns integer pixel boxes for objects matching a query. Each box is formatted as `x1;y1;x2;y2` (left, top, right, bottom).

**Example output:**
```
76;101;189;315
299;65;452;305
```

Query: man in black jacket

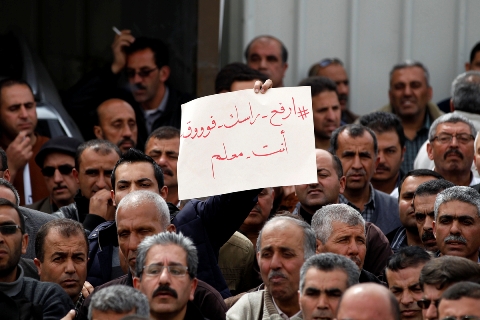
65;33;193;147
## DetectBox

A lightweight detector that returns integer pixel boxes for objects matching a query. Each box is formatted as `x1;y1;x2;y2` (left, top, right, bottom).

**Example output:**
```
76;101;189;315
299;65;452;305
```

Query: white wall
224;0;480;115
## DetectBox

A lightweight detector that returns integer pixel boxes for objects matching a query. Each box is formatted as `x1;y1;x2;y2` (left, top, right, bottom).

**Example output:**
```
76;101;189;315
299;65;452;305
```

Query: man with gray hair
433;186;480;262
415;71;480;178
227;215;316;319
133;232;201;320
78;190;227;320
311;203;381;283
299;253;359;320
88;285;149;319
379;60;443;173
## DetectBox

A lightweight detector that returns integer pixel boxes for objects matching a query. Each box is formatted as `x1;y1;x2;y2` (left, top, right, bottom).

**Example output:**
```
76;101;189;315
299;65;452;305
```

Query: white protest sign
177;86;317;200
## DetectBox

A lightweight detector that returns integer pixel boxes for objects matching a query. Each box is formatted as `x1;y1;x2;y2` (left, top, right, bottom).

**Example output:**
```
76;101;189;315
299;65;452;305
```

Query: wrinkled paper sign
178;86;317;200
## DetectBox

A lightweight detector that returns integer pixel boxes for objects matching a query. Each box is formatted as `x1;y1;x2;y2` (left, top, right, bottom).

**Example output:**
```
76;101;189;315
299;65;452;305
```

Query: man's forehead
44;229;88;250
1;84;34;103
402;176;436;193
0;186;17;203
126;48;156;68
391;66;427;84
145;244;187;264
44;152;75;164
116;161;156;178
317;63;347;79
331;221;364;235
338;130;374;147
0;205;20;223
81;147;119;164
249;38;282;56
436;121;472;134
147;137;179;150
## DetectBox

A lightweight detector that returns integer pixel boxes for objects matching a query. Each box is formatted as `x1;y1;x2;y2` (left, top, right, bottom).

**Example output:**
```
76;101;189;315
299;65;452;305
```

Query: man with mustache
311;203;382;284
145;126;180;207
294;148;392;277
28;136;81;213
299;253;360;320
413;179;455;252
308;58;358;124
426;113;480;186
94;99;138;154
433;186;480;262
360;112;406;196
227;216;316;319
0;78;50;205
416;71;480;177
133;232;202;320
331;124;401;236
390;169;443;252
34;219;90;305
379;61;443;173
385;246;431;320
297;76;341;150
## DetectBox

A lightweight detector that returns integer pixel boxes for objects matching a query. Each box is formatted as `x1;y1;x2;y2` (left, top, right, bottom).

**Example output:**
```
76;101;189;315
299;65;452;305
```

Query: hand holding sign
177;86;317;200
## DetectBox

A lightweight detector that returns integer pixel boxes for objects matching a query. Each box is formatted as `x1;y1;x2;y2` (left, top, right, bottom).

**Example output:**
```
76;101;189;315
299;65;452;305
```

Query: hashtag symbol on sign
297;106;309;120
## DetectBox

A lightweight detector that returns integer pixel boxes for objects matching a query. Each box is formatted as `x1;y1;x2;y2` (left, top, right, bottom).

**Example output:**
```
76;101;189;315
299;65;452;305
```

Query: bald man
336;283;400;320
94;99;138;153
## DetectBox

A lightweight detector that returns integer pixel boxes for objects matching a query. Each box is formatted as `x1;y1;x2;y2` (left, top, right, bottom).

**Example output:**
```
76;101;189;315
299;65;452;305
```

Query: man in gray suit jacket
0;178;55;259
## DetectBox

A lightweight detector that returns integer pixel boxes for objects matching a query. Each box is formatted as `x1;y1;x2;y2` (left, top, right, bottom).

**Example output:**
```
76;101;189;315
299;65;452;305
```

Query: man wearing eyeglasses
438;282;480;320
134;232;201;320
28;136;81;214
419;256;480;320
0;198;73;319
426;114;479;186
415;71;480;179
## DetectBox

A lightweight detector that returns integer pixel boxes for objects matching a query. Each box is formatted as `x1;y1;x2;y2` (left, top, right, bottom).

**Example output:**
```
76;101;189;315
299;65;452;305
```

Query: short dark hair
441;281;480;300
331;153;343;180
111;148;164;192
330;124;378;156
298;76;337;98
386;246;431;273
0;198;25;234
307;58;344;77
244;35;288;64
35;219;88;262
215;62;268;93
470;42;480;64
0;178;20;205
414;179;455;198
0;78;34;101
0;148;7;171
125;37;169;69
75;139;121;171
145;126;180;151
397;169;443;199
419;256;480;290
359;112;406;149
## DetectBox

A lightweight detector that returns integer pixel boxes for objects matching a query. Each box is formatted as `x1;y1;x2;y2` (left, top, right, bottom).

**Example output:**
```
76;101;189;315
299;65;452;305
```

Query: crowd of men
0;31;480;319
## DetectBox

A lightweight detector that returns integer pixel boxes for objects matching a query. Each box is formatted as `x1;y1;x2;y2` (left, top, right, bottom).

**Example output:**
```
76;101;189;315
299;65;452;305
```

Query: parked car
0;30;83;140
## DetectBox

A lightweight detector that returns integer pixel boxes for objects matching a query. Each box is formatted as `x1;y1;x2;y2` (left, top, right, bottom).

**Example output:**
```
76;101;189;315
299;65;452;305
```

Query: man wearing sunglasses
28;136;81;214
0;198;73;319
419;256;480;320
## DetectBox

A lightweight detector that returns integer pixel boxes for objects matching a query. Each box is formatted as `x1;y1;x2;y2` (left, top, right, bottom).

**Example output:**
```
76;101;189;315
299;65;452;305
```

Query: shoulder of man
226;290;265;320
22;277;74;319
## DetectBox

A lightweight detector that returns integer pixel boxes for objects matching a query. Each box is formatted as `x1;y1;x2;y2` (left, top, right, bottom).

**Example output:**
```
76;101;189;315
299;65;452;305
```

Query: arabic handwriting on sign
292;97;309;120
210;143;245;179
251;130;289;157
